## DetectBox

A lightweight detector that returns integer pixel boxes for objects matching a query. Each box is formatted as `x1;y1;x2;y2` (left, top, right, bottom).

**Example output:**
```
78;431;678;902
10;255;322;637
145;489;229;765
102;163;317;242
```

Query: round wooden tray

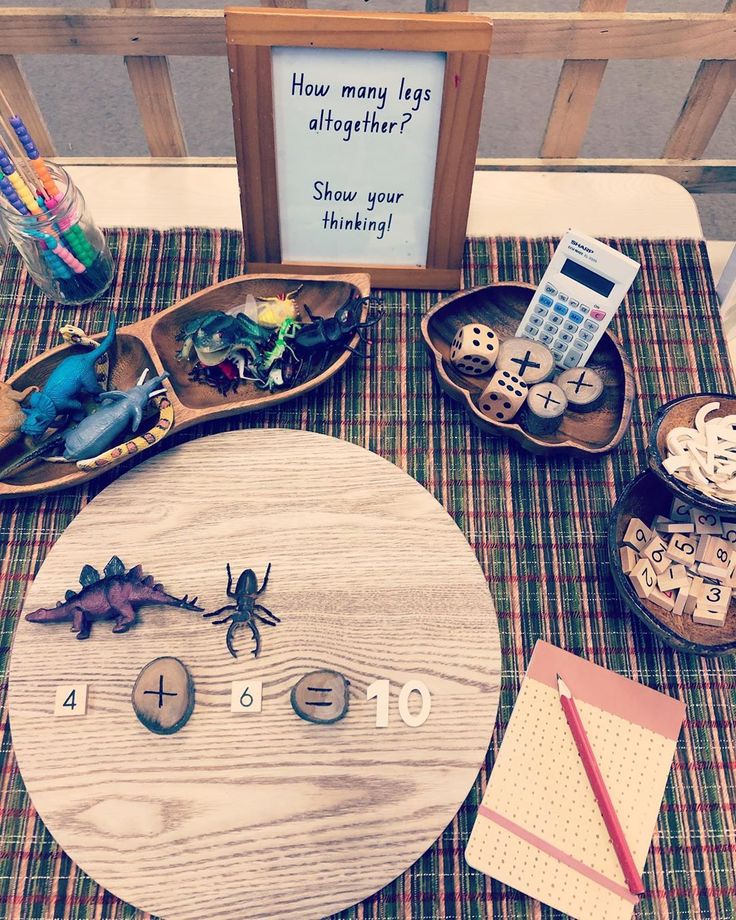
647;392;736;514
421;282;635;456
8;429;501;920
608;469;736;656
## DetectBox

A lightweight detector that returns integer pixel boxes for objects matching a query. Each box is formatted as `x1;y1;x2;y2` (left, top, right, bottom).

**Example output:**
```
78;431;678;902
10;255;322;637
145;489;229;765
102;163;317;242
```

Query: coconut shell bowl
421;282;635;457
0;272;369;499
608;470;736;656
647;393;736;515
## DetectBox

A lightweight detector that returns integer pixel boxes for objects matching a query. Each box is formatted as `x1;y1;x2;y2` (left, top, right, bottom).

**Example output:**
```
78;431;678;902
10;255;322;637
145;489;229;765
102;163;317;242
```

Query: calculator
516;230;640;369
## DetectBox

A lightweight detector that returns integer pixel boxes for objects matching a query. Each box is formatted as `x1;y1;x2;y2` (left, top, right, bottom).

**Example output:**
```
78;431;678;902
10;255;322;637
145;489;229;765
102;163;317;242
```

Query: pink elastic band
477;806;640;906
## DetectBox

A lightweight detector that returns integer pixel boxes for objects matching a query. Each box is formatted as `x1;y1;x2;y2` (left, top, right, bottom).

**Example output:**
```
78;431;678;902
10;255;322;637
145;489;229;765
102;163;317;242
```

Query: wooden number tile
54;684;88;717
649;587;675;611
684;576;704;615
696;562;732;584
496;337;554;385
554;367;603;411
230;680;263;713
691;508;722;535
721;521;736;544
622;518;652;553
702;536;733;568
699;582;730;611
658;564;689;592
670;498;693;522
657;521;695;534
693;604;728;627
619;546;638;574
672;585;691;617
629;558;656;599
666;533;698;564
695;534;713;563
642;536;670;574
651;515;673;531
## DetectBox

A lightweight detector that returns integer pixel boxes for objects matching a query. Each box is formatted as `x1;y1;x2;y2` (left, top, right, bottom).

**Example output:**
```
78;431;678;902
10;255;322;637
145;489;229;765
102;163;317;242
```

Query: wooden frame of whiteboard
225;8;492;290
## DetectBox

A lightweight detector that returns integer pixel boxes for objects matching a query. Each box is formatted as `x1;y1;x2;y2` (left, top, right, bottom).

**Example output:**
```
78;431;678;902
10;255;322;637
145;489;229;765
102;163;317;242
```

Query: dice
450;323;498;376
478;369;529;422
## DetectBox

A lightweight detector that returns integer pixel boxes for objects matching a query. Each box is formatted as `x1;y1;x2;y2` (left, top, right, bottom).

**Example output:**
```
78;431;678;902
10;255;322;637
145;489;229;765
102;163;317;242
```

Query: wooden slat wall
0;6;733;191
0;56;55;155
541;0;627;158
2;11;736;59
110;0;186;157
663;0;736;159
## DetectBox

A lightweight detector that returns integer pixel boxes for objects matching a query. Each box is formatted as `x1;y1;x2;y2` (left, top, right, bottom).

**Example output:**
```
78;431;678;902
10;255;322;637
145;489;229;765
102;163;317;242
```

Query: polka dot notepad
466;641;685;920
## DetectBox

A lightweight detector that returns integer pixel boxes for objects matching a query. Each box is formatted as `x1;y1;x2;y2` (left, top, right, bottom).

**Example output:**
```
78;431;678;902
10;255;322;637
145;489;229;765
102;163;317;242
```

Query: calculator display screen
560;258;615;297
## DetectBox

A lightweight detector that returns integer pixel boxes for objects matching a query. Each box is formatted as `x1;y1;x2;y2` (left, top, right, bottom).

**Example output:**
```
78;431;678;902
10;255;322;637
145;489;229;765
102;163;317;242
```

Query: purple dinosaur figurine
25;555;202;640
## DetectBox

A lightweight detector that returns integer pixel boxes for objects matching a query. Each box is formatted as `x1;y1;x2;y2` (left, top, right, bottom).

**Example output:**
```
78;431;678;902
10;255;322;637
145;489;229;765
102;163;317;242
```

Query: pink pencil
556;673;645;896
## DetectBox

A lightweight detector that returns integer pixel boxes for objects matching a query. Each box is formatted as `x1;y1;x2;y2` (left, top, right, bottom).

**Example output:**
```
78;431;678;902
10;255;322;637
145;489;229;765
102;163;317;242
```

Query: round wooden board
9;430;501;920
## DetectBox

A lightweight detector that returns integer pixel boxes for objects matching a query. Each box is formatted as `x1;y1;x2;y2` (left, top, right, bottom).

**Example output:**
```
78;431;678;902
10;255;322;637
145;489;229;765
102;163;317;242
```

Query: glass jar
0;162;114;304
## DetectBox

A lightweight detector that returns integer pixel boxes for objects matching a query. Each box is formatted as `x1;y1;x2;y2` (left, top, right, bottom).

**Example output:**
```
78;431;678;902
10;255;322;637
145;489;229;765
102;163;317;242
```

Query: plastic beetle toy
203;563;280;658
293;295;383;357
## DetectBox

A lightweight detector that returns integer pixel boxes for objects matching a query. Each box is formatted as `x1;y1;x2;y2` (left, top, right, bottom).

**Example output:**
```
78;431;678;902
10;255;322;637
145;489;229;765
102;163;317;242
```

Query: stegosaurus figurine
25;556;202;640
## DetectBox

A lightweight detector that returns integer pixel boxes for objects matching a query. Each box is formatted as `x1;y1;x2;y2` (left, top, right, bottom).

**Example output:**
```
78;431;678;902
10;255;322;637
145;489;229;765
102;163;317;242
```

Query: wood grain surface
8;429;501;920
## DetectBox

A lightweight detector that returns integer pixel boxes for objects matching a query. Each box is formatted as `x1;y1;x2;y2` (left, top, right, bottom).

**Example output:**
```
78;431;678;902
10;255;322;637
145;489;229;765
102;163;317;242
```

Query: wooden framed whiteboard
225;9;492;290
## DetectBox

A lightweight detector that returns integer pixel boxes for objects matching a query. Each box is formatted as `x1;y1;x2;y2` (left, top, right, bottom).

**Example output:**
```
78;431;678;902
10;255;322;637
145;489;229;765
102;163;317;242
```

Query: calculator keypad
516;286;612;368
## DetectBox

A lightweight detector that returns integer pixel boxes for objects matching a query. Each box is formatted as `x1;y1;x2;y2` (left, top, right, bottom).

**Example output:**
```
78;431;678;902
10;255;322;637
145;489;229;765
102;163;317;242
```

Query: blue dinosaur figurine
60;369;170;462
21;315;117;439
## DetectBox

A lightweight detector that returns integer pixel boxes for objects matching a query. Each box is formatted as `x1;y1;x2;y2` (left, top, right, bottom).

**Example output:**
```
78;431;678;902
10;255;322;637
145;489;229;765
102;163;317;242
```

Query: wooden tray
0;273;369;499
608;469;736;656
421;282;635;456
647;392;736;514
9;429;501;920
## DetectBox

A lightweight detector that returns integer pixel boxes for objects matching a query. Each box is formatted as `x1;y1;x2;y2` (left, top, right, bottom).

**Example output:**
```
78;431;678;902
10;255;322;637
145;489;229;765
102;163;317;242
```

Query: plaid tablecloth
0;231;734;920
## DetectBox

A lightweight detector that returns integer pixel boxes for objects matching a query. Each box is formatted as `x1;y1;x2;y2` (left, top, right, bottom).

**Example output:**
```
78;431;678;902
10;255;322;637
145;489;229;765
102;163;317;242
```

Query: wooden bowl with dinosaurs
0;272;370;499
608;469;736;656
421;282;635;456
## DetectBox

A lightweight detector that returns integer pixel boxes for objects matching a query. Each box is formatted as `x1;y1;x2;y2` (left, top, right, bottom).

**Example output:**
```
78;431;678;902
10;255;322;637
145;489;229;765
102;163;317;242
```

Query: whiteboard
271;46;446;267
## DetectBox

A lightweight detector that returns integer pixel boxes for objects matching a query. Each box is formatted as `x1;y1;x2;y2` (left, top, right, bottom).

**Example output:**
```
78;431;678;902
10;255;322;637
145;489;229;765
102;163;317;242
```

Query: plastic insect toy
25;555;202;640
203;563;279;658
176;310;271;394
257;317;302;391
294;295;383;358
255;285;303;327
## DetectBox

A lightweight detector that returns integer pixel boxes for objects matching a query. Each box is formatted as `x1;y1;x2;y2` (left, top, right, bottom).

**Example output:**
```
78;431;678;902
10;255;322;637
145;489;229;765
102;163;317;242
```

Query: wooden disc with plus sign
555;367;604;411
525;382;568;435
496;337;554;385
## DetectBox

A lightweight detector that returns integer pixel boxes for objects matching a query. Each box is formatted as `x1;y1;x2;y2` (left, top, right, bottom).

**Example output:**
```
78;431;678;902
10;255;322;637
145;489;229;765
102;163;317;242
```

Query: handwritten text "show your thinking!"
291;72;433;142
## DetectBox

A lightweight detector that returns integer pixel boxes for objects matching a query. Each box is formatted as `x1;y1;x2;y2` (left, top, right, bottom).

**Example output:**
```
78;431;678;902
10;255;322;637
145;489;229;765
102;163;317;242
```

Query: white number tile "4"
54;684;88;717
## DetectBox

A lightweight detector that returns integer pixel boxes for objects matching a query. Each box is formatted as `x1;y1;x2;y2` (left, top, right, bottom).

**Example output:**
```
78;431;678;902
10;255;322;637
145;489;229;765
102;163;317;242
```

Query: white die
450;323;498;376
478;369;529;422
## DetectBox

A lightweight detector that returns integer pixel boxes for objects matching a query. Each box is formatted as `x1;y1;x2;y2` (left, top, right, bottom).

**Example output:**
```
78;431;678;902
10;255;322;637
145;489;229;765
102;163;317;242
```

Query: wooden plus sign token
496;337;554;385
555;367;604;412
132;656;195;735
525;382;568;435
